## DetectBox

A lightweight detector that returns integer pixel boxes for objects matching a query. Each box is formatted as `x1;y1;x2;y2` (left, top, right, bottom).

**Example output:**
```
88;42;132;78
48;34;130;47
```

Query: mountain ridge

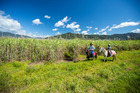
1;31;140;40
0;31;31;38
47;32;140;40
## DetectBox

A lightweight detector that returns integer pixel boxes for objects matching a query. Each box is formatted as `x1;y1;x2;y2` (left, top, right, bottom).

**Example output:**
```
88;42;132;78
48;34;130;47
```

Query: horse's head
99;47;103;52
99;47;107;53
84;47;89;54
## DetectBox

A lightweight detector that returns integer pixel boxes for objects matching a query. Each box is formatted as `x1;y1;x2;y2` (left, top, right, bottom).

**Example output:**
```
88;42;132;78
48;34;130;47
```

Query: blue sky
0;0;140;37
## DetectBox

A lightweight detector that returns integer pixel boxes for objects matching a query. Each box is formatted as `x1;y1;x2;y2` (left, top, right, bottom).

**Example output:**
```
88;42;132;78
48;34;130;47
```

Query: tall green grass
0;38;140;62
0;50;139;93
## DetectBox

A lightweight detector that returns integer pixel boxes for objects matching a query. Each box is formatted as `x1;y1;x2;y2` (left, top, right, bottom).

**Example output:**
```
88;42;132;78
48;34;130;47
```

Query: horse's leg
112;55;116;61
87;56;89;60
114;55;116;60
113;56;114;62
112;55;116;62
104;57;107;62
106;57;107;62
95;54;97;59
88;54;91;60
88;57;89;60
95;52;97;59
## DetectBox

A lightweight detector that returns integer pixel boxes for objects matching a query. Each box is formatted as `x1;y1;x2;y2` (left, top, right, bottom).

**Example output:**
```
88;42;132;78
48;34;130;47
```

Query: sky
0;0;140;37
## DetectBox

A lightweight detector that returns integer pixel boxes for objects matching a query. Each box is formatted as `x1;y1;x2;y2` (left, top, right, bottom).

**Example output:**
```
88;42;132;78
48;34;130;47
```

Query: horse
84;48;97;60
99;47;116;62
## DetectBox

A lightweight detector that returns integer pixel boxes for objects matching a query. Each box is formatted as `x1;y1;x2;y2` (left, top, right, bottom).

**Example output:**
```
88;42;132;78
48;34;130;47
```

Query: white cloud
55;32;61;35
95;28;98;30
81;31;88;35
45;35;51;37
32;19;42;25
109;22;140;31
44;15;51;19
102;31;107;35
37;35;51;38
75;28;81;32
54;16;70;27
131;29;140;33
24;31;48;38
0;11;22;33
66;22;80;30
52;28;58;31
55;21;64;27
24;32;51;38
93;32;100;35
16;30;26;36
0;10;5;15
86;26;92;31
86;26;92;29
62;16;71;23
99;26;109;32
0;10;50;38
93;26;109;35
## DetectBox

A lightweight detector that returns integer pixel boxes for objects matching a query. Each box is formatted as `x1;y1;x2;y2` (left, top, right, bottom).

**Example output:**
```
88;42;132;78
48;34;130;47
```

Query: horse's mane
101;47;107;52
102;47;104;49
100;47;104;50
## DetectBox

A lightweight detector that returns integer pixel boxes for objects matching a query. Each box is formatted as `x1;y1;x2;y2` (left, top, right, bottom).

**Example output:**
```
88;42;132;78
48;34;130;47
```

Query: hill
47;32;140;40
0;31;30;38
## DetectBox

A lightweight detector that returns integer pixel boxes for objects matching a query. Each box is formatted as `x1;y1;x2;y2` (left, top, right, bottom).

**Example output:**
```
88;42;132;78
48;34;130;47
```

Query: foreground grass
0;50;140;93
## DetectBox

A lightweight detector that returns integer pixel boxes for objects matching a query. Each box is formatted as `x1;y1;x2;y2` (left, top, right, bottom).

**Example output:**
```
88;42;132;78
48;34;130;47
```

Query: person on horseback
89;43;95;59
107;44;111;56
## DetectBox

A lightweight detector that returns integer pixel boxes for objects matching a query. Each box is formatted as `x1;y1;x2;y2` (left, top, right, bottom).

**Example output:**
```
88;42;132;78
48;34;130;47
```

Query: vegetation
0;50;140;93
0;38;140;62
47;32;140;40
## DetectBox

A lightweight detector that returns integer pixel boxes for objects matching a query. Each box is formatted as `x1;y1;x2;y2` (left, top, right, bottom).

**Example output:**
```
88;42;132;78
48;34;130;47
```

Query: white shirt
89;46;95;51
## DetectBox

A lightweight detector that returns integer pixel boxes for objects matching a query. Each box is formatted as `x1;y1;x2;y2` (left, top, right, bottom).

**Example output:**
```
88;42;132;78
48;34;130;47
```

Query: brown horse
84;48;97;60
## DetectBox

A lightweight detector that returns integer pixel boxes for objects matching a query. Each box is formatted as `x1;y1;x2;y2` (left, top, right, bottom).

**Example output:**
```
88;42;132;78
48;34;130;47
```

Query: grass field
0;50;140;93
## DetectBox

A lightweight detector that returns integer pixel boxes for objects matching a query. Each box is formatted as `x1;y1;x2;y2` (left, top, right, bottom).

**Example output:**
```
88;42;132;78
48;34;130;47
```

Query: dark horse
84;48;98;60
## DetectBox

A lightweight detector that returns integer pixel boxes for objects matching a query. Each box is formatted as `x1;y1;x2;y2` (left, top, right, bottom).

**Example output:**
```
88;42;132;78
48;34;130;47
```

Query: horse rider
89;43;95;59
107;44;111;56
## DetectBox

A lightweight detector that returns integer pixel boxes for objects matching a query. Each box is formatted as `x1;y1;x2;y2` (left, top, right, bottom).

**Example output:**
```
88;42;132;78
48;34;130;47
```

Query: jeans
90;50;94;59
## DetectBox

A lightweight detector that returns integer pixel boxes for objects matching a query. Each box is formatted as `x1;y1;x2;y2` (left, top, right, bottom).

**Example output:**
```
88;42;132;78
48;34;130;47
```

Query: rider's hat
90;43;93;45
108;44;110;46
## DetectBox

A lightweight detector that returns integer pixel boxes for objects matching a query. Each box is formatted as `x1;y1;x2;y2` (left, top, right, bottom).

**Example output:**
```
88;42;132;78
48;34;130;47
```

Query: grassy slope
0;50;140;93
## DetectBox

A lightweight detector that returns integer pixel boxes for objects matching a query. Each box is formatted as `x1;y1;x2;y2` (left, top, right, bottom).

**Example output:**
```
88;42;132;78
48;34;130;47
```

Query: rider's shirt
89;46;95;51
108;47;111;50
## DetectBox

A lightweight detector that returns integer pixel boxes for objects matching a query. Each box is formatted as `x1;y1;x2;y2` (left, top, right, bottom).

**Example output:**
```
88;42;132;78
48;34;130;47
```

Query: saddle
93;52;96;56
89;51;96;57
108;50;113;56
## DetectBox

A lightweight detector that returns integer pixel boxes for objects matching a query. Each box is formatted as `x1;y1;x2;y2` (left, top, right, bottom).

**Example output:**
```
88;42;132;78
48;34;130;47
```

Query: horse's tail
112;51;116;61
114;53;116;60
